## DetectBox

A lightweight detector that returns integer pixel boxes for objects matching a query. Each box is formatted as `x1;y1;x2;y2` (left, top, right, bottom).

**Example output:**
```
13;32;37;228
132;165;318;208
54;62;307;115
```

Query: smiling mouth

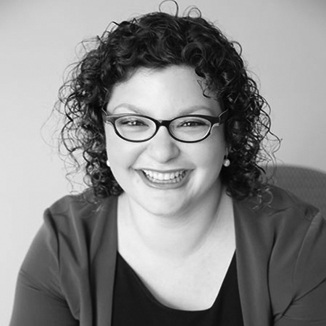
142;169;187;184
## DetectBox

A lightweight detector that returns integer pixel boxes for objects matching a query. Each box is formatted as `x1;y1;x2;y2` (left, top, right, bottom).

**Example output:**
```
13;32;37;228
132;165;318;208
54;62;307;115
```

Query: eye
117;116;150;127
176;117;210;128
179;120;205;127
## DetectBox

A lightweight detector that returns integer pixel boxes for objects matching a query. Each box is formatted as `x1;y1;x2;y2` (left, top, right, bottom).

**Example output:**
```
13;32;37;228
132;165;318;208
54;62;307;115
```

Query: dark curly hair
56;3;279;201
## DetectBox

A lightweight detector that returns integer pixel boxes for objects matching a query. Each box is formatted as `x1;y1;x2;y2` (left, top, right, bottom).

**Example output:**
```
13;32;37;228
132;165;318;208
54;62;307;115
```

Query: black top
112;252;244;325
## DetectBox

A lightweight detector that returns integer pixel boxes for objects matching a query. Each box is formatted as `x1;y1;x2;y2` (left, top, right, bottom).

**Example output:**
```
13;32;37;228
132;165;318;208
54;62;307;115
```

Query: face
105;65;227;217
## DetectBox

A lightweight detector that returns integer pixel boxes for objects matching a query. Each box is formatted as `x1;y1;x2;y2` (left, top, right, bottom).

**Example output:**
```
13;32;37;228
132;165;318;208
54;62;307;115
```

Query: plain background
1;0;325;324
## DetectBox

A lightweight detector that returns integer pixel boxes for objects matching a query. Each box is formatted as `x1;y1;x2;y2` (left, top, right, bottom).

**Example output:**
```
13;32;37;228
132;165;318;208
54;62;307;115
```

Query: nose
146;126;180;163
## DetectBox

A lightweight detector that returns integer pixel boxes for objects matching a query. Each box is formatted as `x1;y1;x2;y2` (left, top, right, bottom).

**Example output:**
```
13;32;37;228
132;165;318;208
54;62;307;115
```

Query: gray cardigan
10;186;326;326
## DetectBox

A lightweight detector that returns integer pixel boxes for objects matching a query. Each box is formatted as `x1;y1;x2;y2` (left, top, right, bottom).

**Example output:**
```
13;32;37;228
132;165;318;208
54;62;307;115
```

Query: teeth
142;170;186;183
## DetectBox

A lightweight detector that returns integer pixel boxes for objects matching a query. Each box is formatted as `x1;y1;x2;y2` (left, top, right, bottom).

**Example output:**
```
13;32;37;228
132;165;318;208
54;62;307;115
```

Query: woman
10;4;326;326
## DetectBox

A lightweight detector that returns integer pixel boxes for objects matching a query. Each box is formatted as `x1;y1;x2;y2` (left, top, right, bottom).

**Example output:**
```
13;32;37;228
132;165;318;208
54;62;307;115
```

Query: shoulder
45;189;118;262
261;188;326;322
48;189;114;221
18;191;118;318
23;190;118;269
267;185;320;219
45;190;118;239
233;185;324;285
234;186;326;322
233;185;324;263
29;191;119;284
234;185;321;229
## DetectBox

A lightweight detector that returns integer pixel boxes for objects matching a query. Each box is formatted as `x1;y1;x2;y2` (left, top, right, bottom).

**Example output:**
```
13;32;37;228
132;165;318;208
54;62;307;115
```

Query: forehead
107;65;221;117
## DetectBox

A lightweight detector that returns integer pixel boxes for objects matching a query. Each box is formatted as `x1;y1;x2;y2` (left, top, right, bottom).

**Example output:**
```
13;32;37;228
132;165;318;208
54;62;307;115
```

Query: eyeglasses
102;110;228;143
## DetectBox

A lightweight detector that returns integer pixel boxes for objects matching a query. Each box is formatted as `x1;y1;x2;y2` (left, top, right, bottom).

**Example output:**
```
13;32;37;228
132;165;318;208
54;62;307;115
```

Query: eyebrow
110;103;220;116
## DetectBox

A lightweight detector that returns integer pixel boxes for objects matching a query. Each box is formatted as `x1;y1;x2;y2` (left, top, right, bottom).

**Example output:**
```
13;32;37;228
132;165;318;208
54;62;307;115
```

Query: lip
136;169;191;189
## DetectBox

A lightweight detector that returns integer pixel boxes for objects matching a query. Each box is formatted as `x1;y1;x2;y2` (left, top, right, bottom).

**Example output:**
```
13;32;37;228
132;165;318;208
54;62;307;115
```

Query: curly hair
56;4;278;201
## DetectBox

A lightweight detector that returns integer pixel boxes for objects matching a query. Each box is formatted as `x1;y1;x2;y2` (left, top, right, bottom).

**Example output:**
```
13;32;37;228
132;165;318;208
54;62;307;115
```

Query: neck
118;184;229;260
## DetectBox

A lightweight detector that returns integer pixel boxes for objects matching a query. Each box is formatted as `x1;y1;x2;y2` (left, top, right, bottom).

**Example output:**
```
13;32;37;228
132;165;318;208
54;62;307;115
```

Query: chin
137;195;189;218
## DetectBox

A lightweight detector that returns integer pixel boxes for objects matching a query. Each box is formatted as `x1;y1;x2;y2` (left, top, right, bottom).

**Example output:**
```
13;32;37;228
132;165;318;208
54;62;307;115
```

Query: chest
111;252;244;326
118;224;235;311
116;189;236;310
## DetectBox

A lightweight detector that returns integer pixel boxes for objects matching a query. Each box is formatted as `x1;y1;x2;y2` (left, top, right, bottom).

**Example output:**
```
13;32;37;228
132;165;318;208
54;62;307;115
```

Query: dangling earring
223;157;230;167
106;159;110;167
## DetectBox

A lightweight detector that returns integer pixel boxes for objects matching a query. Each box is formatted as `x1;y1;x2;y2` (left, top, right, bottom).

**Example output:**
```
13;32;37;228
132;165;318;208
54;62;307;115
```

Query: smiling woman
104;66;226;218
9;2;326;326
56;5;273;202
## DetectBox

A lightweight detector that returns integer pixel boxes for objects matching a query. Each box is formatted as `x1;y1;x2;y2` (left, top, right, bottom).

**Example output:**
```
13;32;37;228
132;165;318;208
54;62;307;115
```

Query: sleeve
9;214;79;326
275;211;326;326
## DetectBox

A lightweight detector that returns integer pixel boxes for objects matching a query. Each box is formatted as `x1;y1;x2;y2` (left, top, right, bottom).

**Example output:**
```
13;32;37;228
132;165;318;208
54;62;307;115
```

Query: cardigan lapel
233;199;273;326
90;196;118;326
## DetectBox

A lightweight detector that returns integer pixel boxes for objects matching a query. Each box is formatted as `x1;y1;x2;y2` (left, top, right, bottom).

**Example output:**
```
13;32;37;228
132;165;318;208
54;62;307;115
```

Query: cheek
105;131;143;168
105;127;123;160
194;135;226;165
197;148;224;173
191;140;226;183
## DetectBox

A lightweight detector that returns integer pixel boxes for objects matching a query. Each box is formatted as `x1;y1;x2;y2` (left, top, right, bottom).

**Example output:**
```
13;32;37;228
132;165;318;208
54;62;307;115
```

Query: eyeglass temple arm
216;109;228;125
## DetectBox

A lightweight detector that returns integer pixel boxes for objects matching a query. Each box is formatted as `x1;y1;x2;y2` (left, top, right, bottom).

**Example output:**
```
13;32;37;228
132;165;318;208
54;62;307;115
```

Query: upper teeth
142;170;185;181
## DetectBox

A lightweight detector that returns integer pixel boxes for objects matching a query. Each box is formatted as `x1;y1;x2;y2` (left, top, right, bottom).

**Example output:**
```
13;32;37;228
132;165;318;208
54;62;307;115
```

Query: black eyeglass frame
102;110;228;143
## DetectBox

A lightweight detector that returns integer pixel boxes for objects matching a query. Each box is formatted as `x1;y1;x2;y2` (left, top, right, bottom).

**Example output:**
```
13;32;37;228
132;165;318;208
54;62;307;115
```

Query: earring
106;159;110;167
223;157;230;167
